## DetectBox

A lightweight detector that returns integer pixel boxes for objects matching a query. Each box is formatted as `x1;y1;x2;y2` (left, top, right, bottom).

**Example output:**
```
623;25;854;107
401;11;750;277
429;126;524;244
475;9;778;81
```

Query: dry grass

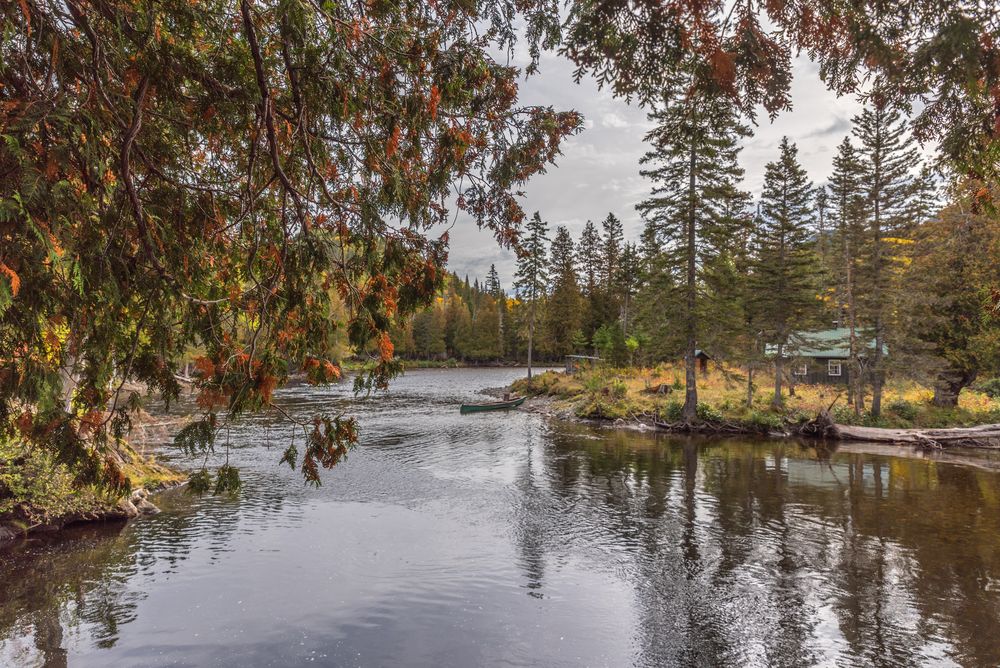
514;363;1000;429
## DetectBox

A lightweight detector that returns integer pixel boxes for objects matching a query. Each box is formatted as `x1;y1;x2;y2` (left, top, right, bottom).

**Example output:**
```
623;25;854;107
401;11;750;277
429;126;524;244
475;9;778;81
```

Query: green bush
745;410;784;431
831;405;860;424
975;378;1000;399
0;438;102;523
887;399;919;421
662;400;684;422
608;378;628;400
671;377;683;390
696;402;724;422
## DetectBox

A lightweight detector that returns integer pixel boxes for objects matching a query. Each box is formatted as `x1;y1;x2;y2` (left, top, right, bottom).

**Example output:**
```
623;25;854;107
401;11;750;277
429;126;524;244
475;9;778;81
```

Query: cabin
765;328;887;386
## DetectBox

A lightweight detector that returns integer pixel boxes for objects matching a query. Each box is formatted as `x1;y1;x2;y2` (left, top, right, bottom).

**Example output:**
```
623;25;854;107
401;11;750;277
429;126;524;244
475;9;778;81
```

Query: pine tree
636;90;749;421
544;226;583;357
577;221;603;294
576;219;605;342
750;137;821;407
617;243;641;334
514;212;549;379
484;263;505;356
853;104;923;416
601;213;624;289
827;137;869;414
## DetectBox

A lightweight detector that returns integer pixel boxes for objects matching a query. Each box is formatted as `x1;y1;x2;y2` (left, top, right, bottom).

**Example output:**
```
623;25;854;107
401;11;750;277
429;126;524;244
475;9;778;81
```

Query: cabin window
792;364;808;376
828;360;843;377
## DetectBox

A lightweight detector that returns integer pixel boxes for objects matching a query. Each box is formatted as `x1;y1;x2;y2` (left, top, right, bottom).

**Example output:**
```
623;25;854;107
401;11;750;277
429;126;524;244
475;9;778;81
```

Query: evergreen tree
484;263;505;357
544;227;583;357
636;90;749;421
827;137;869;414
576;220;605;342
601;213;624;289
617;243;641;334
909;180;1000;405
577;221;603;294
514;212;549;379
853;104;923;416
485;264;503;298
750;137;821;407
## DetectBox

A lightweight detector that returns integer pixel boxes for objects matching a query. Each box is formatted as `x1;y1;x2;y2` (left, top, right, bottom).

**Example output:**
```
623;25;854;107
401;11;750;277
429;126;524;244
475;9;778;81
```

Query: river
2;367;1000;667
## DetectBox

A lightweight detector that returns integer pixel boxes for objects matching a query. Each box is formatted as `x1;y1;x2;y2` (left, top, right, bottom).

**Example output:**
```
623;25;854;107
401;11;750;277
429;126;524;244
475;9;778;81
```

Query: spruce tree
601;213;624;290
636;91;749;421
514;212;549;379
750;137;820;407
544;227;583;357
617;243;641;334
827;137;869;414
484;263;505;356
853;104;923;416
577;220;605;342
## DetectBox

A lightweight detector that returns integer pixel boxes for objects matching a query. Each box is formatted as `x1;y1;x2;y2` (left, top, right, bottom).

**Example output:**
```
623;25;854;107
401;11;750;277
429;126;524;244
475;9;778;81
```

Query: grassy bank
511;365;1000;431
1;436;183;539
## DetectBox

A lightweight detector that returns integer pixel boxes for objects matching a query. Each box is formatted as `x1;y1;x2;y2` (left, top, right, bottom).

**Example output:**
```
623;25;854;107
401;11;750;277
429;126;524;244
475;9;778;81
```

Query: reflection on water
2;368;1000;667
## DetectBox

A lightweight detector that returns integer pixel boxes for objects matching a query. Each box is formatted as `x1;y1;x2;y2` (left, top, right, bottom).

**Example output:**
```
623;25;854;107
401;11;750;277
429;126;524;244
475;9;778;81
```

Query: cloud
601;112;630;128
804;116;852;138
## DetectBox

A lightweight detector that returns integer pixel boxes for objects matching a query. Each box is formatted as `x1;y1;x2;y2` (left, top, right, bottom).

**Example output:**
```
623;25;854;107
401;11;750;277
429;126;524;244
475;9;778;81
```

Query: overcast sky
445;46;870;289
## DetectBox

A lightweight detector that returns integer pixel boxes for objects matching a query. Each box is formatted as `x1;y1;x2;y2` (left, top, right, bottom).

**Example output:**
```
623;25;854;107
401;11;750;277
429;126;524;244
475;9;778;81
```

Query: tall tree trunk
772;342;784;408
870;117;885;417
527;300;534;380
745;366;754;408
683;134;698;422
932;369;975;407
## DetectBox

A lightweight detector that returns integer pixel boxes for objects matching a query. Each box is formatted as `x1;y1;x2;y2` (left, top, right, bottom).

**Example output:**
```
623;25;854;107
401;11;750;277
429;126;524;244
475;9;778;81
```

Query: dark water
3;368;1000;667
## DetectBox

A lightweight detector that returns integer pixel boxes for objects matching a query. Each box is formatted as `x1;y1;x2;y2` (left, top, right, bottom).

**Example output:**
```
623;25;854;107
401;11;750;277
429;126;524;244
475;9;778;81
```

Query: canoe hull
459;396;526;413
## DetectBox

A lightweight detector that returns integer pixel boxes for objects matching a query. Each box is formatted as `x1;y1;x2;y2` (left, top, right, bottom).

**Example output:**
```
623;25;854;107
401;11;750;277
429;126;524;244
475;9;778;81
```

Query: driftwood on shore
802;411;1000;449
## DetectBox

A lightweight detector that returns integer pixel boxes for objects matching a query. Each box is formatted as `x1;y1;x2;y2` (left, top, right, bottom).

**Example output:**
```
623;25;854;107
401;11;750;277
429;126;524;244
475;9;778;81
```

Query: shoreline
0;436;186;546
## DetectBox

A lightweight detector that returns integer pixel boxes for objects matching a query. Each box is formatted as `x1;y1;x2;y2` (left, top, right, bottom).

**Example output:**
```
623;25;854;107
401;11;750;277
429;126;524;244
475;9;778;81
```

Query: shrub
887;399;919;421
671;377;683;390
745;410;784;432
974;378;1000;399
662;400;684;422
608;378;628;400
696;402;724;422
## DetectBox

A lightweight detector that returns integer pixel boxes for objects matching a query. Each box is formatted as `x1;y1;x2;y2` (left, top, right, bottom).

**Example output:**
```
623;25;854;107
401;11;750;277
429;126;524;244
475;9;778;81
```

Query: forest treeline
390;107;1000;421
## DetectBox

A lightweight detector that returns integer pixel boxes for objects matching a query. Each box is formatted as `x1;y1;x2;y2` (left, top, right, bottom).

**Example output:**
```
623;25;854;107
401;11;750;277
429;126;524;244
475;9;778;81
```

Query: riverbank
509;367;1000;437
0;435;184;545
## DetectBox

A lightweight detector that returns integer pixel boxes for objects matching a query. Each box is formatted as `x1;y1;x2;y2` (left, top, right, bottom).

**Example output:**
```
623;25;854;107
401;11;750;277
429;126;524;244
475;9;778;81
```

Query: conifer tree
827;137;869;414
544;227;583;357
577;221;603;294
853;105;923;416
750;137;820;407
514;212;549;379
601;213;624;290
484;263;505;355
637;90;749;421
577;220;605;342
617;243;641;334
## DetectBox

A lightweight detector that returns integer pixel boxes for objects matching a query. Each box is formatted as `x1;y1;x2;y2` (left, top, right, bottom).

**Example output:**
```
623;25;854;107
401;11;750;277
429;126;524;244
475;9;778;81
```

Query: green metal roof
766;328;887;359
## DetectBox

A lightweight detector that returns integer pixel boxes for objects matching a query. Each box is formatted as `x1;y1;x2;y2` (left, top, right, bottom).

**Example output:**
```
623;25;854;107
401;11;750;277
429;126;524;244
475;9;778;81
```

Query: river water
2;368;1000;667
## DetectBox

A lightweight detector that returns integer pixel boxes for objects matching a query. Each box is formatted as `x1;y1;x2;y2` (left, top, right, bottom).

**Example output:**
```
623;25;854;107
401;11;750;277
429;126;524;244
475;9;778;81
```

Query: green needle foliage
0;0;580;490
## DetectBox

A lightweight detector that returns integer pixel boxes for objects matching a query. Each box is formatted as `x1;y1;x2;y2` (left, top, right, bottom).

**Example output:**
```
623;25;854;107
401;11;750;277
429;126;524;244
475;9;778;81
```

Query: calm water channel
3;368;1000;667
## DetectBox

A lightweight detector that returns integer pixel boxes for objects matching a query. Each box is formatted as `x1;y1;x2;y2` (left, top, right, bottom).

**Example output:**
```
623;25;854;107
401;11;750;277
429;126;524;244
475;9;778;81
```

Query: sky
445;45;869;289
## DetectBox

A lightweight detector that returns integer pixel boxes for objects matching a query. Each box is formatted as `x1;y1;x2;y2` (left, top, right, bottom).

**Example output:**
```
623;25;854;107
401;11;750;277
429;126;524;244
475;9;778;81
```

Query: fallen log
804;411;1000;449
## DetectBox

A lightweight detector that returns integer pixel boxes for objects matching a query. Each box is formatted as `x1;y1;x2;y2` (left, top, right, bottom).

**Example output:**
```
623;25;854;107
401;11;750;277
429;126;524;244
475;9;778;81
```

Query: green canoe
459;396;526;414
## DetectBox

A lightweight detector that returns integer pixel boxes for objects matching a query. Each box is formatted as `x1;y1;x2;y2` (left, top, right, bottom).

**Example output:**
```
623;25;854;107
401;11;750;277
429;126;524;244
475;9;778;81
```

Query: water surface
2;368;1000;666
